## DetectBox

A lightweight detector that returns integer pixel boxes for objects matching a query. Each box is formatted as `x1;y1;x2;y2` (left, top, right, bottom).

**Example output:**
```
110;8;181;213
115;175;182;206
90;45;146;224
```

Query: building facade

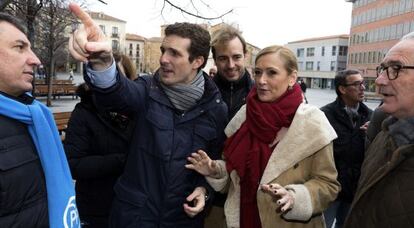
347;0;414;92
89;11;127;53
286;35;349;89
125;33;146;73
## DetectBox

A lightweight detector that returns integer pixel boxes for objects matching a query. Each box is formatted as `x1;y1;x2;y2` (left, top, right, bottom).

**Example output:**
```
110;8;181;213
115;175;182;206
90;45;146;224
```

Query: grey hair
401;31;414;41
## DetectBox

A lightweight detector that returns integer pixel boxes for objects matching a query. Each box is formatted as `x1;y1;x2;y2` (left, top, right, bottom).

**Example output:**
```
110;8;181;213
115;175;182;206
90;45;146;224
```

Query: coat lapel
224;103;337;185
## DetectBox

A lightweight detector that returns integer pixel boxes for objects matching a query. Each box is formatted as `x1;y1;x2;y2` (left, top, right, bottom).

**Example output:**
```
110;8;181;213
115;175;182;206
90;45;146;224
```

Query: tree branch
0;0;14;11
164;0;233;20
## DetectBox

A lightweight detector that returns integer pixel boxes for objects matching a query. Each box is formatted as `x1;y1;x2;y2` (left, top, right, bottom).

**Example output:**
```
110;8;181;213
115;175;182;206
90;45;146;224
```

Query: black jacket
213;70;254;120
0;93;48;227
321;98;372;202
64;84;135;220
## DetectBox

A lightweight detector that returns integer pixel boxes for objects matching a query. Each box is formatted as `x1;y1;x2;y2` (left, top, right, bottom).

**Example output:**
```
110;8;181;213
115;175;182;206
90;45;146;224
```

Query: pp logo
64;196;80;228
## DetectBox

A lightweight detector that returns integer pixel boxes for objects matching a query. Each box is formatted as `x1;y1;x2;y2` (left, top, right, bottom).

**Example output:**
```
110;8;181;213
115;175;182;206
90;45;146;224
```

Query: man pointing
68;3;227;227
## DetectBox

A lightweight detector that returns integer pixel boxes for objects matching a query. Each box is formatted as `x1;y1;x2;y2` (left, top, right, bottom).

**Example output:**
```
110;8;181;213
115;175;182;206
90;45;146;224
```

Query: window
129;43;133;49
306;48;315;57
330;61;336;71
404;21;410;36
317;61;321;71
332;46;337;56
112;40;119;50
338;61;346;71
298;61;304;71
397;23;404;38
136;44;140;56
297;48;304;57
321;46;325;56
305;61;314;70
99;25;106;34
339;46;348;56
112;27;119;37
390;24;397;39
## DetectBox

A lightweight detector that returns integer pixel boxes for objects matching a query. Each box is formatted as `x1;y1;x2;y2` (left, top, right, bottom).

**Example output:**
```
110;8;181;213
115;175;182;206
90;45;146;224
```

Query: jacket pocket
114;181;148;208
0;135;43;215
112;181;149;228
192;124;217;152
0;135;38;171
144;109;173;160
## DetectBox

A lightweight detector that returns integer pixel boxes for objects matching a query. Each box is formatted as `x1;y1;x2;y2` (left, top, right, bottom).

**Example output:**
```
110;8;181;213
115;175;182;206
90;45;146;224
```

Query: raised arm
68;2;112;71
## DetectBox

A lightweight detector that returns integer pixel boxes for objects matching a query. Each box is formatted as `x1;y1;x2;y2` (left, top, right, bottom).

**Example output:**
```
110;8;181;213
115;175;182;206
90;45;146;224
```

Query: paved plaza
39;74;381;113
40;85;381;113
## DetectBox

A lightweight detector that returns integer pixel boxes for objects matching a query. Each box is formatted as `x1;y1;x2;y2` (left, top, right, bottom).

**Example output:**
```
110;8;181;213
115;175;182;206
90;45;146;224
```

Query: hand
183;186;206;217
360;121;370;131
261;183;294;213
68;3;112;70
185;149;218;177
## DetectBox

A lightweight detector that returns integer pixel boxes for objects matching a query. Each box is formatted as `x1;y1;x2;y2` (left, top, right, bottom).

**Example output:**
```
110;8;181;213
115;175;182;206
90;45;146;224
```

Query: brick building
346;0;414;92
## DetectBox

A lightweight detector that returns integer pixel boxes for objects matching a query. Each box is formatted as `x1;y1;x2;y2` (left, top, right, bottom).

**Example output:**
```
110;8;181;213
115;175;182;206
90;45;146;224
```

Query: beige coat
207;103;340;228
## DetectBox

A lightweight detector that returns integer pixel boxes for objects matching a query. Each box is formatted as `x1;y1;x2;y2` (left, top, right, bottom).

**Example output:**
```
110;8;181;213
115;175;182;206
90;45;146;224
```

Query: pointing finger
69;3;95;28
85;41;112;53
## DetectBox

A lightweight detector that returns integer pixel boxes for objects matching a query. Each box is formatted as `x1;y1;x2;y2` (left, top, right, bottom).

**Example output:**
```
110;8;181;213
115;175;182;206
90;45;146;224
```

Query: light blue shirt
85;61;117;89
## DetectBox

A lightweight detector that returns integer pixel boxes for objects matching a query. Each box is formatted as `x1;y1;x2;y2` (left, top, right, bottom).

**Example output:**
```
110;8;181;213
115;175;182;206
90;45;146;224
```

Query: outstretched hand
185;149;218;177
68;2;112;70
261;183;295;213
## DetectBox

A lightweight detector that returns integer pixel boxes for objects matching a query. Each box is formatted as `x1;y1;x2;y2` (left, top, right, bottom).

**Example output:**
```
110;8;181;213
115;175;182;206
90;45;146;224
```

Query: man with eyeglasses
321;69;372;228
344;32;414;228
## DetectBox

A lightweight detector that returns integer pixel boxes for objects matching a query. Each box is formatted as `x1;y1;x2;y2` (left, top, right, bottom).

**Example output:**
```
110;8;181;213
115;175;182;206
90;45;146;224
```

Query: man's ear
338;85;347;95
192;56;204;70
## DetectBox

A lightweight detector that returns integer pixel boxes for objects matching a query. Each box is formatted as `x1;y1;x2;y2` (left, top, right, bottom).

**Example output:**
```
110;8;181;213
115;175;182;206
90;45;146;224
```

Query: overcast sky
87;0;353;48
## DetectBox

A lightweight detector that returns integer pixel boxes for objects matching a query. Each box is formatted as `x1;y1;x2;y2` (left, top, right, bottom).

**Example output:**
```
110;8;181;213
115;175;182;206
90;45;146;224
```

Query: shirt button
216;99;220;103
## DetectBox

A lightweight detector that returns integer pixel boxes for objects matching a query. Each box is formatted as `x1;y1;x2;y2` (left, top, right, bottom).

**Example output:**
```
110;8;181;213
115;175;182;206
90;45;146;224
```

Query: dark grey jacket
321;98;372;202
0;93;48;227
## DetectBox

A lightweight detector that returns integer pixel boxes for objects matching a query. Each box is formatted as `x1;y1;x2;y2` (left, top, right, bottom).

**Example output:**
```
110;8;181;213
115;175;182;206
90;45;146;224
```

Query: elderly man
321;70;372;228
68;3;227;227
344;32;414;228
0;13;79;227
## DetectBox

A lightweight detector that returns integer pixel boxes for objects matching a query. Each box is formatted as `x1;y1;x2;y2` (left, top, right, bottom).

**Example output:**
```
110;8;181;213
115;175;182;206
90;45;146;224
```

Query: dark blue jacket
86;71;227;227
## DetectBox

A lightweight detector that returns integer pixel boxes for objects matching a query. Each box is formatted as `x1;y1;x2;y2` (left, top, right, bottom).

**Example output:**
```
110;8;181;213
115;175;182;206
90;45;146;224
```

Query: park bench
34;84;78;99
53;111;72;141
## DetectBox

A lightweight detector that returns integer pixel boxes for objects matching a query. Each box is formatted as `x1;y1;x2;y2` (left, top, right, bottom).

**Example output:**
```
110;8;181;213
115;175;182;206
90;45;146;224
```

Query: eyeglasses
344;80;365;88
376;64;414;80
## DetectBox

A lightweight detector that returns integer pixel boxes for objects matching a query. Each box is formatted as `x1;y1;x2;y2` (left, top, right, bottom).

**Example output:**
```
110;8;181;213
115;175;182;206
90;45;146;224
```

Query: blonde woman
186;45;340;228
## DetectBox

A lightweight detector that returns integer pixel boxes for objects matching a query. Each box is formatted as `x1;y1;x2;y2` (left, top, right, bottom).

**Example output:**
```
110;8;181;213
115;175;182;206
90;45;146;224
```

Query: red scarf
224;83;303;228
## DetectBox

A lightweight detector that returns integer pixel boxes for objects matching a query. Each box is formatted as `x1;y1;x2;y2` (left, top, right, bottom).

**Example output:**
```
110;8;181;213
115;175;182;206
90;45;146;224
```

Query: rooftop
288;34;350;44
88;11;126;23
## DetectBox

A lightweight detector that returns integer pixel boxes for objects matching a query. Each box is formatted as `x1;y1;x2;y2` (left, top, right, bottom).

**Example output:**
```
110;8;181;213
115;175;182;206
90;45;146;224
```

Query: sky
87;0;353;48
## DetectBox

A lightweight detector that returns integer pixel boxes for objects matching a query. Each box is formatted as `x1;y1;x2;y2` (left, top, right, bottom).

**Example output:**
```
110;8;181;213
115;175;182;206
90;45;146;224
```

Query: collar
213;70;252;90
0;91;34;105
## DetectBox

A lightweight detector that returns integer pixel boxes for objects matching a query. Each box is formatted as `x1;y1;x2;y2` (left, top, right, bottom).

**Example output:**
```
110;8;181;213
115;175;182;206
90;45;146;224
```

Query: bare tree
162;0;233;20
36;0;83;106
0;0;14;11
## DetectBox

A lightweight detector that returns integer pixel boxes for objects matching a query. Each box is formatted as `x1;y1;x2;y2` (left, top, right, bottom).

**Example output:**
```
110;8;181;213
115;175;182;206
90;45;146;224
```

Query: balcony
111;33;119;38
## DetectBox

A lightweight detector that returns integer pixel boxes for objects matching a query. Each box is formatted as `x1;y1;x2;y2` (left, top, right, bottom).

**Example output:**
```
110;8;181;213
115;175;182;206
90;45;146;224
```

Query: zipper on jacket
230;83;234;109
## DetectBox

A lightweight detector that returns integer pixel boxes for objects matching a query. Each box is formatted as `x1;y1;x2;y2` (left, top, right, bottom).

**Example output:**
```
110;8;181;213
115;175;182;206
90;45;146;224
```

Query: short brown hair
211;25;247;60
165;22;211;70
